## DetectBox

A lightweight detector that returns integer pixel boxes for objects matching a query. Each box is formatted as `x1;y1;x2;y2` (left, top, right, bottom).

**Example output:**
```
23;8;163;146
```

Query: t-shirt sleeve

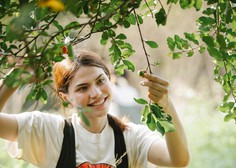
124;123;163;168
6;111;65;168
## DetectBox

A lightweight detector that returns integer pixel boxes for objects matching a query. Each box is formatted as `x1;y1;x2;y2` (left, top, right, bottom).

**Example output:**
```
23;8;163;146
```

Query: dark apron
56;114;128;168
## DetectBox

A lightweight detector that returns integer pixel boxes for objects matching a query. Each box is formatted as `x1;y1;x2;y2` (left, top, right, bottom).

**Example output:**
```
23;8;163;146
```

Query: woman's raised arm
0;69;21;141
140;72;190;167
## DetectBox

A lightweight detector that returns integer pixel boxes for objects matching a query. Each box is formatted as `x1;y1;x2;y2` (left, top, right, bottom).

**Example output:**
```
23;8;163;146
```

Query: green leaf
167;37;175;51
150;104;162;118
100;38;108;45
62;101;70;107
67;44;74;60
126;13;136;25
134;98;148;104
202;36;215;47
198;46;206;54
141;105;149;122
156;121;165;136
194;0;203;11
174;35;184;49
197;16;215;25
184;32;199;45
207;47;222;61
226;8;233;23
108;29;116;38
224;113;236;122
202;8;215;16
155;8;167;26
53;20;63;31
115;64;126;76
159;120;175;132
123;60;135;72
145;40;158;48
216;34;227;49
52;55;65;62
141;105;149;120
217;102;235;113
167;0;178;4
39;88;47;104
180;0;194;9
65;21;80;30
79;111;90;126
172;52;182;59
123;20;131;28
102;31;109;40
147;113;156;131
115;33;127;40
187;50;194;57
137;14;143;24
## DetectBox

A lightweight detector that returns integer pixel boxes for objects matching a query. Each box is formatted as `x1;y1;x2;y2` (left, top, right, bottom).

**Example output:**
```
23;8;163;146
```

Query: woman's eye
76;86;87;92
97;78;105;84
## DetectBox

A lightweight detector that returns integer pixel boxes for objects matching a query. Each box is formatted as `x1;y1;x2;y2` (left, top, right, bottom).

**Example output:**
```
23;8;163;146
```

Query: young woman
0;50;190;168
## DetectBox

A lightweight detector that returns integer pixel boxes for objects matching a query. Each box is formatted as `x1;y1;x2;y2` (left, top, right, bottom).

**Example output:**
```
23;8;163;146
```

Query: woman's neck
79;115;107;134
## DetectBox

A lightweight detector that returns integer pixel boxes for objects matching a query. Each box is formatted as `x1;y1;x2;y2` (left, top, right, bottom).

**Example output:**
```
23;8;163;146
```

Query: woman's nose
89;86;102;98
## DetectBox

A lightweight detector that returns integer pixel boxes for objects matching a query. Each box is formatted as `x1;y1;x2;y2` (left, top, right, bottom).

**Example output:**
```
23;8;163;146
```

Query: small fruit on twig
138;70;145;76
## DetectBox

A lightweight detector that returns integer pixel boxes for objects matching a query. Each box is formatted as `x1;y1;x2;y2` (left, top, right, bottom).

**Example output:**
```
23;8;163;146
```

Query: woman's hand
139;71;190;167
140;72;170;110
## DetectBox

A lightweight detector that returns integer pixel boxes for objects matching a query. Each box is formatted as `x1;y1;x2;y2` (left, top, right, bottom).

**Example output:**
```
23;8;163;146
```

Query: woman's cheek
70;94;88;107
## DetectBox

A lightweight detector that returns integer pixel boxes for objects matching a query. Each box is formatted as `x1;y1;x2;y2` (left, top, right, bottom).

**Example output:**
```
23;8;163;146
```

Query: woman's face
63;66;112;118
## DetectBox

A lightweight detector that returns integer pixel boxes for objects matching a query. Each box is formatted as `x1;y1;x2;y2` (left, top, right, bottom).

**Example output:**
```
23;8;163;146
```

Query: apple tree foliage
0;0;236;134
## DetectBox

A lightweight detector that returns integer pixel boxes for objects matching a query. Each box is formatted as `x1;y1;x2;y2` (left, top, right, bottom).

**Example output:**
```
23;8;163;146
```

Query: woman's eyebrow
73;74;104;90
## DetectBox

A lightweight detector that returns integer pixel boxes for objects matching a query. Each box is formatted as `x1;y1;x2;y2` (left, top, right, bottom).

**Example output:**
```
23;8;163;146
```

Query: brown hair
52;50;128;131
53;50;110;94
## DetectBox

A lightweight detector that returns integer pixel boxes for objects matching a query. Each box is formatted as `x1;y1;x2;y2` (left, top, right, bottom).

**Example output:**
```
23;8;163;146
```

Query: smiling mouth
88;97;107;107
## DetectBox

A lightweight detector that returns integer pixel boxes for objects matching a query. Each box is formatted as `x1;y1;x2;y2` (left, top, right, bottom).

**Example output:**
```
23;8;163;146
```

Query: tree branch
133;9;152;74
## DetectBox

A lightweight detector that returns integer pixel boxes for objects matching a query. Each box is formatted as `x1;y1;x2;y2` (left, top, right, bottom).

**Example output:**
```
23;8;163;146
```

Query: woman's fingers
142;72;169;86
141;81;168;93
140;72;169;104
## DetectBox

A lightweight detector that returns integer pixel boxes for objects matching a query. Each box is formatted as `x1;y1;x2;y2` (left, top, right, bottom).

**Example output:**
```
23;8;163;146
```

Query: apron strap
107;114;129;168
56;115;128;168
56;120;76;168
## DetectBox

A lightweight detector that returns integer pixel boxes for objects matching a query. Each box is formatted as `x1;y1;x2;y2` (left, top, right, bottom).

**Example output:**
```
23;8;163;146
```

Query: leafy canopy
0;0;236;133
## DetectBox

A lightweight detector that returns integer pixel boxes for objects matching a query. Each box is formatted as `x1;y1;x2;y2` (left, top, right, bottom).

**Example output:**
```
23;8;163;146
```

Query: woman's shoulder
16;110;64;118
124;122;162;140
15;111;65;127
124;122;151;134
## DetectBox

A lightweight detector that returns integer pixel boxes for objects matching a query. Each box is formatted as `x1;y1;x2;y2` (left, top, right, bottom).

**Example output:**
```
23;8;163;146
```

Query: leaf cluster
1;0;236;127
166;0;236;122
134;98;175;135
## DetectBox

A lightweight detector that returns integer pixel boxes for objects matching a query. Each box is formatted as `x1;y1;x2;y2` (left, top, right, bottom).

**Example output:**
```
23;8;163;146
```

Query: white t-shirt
7;111;161;168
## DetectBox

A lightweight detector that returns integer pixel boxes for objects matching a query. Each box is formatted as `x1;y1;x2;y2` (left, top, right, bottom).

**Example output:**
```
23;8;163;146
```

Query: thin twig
14;13;59;56
133;9;152;74
144;0;154;18
157;0;164;9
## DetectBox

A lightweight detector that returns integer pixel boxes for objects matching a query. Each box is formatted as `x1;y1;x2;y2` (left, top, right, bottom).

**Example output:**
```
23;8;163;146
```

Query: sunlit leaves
167;34;198;59
134;98;175;135
106;32;135;75
0;0;235;125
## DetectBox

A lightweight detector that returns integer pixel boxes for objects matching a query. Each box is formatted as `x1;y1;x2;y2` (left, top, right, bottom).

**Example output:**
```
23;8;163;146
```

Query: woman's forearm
0;79;18;111
164;100;190;166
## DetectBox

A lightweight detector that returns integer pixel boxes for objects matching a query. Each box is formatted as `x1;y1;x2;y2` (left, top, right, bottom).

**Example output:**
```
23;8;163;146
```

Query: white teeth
89;99;105;106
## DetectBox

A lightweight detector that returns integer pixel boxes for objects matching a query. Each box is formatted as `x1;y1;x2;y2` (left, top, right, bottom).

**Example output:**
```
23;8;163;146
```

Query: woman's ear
58;92;69;102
